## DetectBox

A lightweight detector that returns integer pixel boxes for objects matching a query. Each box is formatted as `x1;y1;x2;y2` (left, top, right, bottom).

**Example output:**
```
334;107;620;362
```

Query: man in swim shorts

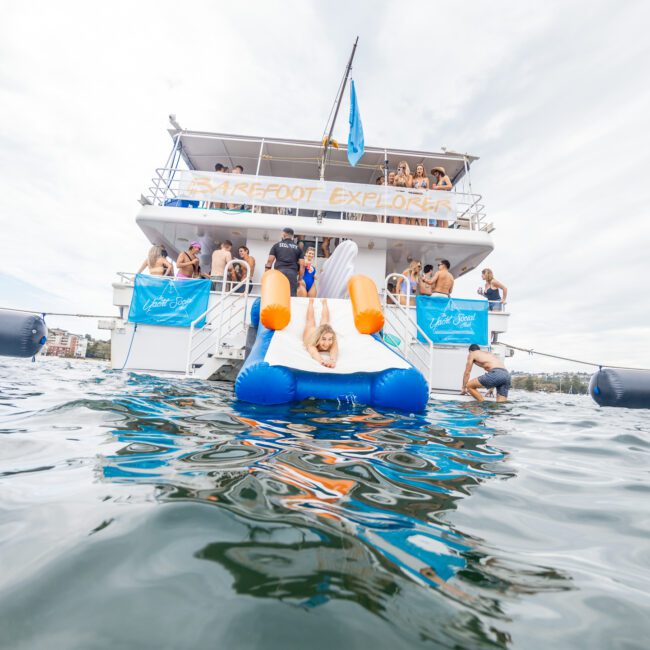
461;344;511;402
430;259;454;296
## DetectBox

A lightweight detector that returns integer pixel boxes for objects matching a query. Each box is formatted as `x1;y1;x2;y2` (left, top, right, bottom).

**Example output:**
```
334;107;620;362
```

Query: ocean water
0;358;648;650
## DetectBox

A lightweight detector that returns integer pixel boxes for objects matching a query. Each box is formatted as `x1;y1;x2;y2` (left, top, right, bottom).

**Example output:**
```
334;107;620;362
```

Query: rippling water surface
1;358;648;649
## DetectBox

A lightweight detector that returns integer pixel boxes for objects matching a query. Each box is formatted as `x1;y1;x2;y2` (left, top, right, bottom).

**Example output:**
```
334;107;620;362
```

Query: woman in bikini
395;259;421;306
297;247;317;297
393;161;413;224
137;245;173;276
411;164;429;226
303;298;338;368
430;166;453;228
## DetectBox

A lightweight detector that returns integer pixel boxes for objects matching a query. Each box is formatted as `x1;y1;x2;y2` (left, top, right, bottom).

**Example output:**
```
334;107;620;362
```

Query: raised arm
326;339;338;368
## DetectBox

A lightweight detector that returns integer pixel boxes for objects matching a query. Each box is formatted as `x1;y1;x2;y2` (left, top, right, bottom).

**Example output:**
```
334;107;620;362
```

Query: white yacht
103;124;510;399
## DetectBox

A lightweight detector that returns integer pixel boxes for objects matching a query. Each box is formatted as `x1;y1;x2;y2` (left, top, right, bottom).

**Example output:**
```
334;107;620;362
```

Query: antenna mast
319;36;359;182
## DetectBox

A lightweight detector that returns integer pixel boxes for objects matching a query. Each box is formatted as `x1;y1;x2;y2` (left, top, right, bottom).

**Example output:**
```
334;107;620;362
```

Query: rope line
0;307;117;319
498;341;649;371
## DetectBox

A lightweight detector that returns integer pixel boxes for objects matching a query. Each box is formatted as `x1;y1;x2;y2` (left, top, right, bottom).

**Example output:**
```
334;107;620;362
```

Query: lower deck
105;277;510;398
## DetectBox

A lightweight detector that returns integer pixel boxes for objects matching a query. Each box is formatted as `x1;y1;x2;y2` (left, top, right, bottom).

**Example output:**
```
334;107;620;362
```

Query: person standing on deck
431;166;452;228
418;264;434;295
176;242;202;279
232;245;256;293
265;227;304;297
479;268;508;311
430;260;454;296
461;344;511;402
210;241;233;290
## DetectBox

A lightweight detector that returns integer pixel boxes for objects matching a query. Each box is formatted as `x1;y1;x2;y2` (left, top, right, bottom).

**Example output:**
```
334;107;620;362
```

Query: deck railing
185;260;251;376
144;167;488;232
382;273;435;388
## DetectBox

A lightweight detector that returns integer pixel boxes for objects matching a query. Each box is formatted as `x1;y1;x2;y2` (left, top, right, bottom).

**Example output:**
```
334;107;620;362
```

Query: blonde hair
308;324;336;349
147;245;164;269
482;268;494;282
397;160;411;176
405;259;421;279
305;246;316;258
414;163;426;178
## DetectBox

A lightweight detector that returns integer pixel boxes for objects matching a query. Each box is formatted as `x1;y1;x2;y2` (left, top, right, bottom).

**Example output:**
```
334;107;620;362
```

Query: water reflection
99;382;571;645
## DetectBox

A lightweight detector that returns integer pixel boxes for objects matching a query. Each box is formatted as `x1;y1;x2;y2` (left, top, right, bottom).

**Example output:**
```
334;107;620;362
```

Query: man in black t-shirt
265;227;305;296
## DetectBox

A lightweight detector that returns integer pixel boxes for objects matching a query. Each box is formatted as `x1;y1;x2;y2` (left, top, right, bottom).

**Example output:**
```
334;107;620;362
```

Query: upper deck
136;128;495;282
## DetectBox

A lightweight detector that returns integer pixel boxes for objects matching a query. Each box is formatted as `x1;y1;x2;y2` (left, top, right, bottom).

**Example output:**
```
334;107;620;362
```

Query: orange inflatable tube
348;275;384;334
261;270;291;330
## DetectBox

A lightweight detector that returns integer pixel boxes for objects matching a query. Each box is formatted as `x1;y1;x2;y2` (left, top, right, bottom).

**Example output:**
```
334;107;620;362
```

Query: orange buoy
348;275;384;334
260;270;291;330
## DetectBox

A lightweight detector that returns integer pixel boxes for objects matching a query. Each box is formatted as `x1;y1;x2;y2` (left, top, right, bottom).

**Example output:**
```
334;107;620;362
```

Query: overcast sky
1;0;648;372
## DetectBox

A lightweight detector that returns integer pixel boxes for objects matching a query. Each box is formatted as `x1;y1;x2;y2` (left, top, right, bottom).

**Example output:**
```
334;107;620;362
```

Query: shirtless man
430;259;454;296
176;241;202;279
418;264;434;296
211;240;232;290
461;344;512;403
233;245;256;291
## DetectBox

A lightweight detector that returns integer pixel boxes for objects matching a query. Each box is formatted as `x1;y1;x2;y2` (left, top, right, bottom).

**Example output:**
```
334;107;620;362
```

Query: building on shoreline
40;328;88;359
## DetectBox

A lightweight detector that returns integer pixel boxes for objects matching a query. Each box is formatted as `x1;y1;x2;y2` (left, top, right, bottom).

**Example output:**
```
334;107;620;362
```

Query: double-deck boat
103;123;510;399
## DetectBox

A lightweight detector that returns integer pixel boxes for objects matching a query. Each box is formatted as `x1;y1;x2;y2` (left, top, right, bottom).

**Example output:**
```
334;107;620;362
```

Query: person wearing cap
430;166;452;227
265;227;304;296
176;241;203;279
210;240;233;291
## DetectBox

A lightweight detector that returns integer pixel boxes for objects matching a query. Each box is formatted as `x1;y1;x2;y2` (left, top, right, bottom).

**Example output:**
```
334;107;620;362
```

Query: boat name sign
178;171;456;221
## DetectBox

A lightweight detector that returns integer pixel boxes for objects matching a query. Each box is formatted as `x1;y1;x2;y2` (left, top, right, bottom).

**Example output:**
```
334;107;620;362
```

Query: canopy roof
169;129;479;186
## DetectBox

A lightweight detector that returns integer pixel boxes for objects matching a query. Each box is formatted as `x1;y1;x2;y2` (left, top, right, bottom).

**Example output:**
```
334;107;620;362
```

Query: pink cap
190;241;201;250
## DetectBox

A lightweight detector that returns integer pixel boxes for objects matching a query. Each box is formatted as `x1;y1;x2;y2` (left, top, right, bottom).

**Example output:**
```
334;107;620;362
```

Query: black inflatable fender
590;368;650;409
0;310;48;358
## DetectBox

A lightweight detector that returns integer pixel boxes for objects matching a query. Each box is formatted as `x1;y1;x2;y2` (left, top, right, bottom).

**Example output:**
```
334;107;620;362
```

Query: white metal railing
185;260;251;376
382;273;434;388
145;167;489;231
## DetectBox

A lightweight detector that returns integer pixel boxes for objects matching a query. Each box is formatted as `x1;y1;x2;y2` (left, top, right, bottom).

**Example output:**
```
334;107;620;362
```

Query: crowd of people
205;160;455;227
137;236;507;311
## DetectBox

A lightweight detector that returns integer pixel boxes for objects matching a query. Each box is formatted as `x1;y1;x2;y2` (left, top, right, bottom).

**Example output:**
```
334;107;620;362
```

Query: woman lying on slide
303;298;338;368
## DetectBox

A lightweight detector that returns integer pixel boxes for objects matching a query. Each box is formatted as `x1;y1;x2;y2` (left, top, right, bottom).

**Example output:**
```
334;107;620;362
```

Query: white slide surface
265;298;410;375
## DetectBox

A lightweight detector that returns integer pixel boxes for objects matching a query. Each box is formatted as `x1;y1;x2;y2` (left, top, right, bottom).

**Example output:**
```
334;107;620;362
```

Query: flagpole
319;36;359;182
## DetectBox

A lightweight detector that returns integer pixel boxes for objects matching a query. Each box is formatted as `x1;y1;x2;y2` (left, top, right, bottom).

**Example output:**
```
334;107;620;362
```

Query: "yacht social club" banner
177;171;457;223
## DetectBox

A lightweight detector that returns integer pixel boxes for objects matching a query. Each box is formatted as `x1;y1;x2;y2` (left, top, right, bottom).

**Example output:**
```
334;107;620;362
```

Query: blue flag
347;79;364;167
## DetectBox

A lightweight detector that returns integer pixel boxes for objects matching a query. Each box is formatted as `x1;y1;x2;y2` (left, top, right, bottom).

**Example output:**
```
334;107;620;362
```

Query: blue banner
416;296;488;345
127;275;211;328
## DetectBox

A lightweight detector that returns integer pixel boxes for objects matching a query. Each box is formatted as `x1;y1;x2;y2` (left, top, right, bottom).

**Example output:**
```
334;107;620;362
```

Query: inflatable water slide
235;270;429;412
